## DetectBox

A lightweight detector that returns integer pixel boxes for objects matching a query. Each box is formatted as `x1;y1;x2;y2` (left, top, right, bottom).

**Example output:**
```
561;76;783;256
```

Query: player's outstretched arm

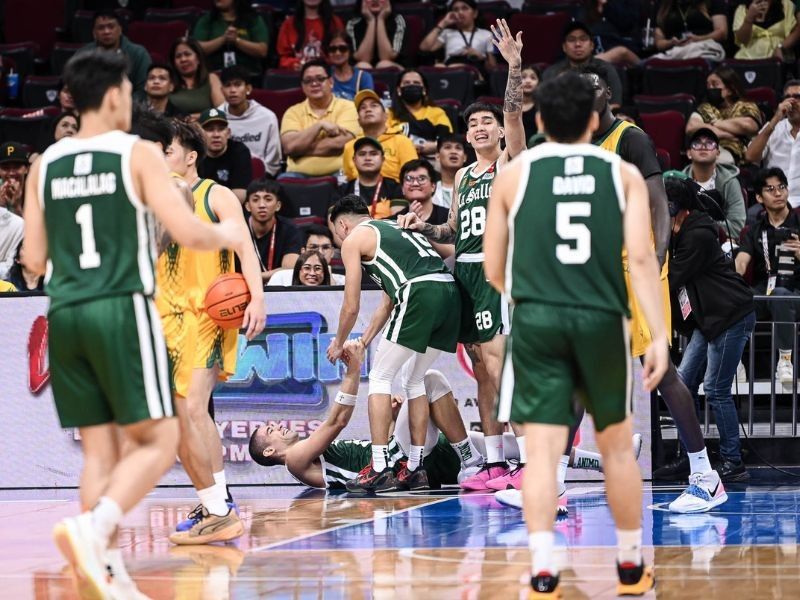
492;19;527;161
327;231;365;363
484;160;519;292
622;161;669;391
21;159;47;275
209;185;266;340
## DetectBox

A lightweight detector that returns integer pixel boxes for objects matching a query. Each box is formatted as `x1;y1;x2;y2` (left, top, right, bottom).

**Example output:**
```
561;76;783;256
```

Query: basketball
204;273;251;330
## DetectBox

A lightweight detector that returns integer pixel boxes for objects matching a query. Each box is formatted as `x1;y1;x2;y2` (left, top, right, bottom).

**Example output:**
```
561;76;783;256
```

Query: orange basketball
204;273;252;330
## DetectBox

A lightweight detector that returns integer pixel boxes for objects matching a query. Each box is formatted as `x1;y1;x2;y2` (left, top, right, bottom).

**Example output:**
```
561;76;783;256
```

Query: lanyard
250;218;277;272
458;28;476;49
761;230;772;273
355;178;383;218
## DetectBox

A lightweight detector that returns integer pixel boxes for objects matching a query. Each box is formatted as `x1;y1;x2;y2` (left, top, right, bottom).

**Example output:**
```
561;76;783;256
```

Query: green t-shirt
193;13;268;75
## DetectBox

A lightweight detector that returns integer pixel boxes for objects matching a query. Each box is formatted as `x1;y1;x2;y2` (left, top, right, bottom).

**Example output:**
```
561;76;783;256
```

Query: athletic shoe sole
617;566;655;596
670;490;728;514
52;520;108;600
168;518;245;545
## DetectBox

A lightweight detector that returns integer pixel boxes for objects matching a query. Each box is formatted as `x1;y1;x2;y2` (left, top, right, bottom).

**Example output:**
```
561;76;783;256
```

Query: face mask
706;88;724;107
400;85;424;104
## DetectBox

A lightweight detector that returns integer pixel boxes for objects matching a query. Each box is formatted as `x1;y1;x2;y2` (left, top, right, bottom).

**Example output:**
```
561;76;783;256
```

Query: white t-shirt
437;27;494;61
432;181;454;209
761;119;800;207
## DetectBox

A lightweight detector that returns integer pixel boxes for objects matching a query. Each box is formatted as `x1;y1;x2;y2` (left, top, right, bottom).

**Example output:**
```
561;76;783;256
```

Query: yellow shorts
161;310;238;398
624;262;672;358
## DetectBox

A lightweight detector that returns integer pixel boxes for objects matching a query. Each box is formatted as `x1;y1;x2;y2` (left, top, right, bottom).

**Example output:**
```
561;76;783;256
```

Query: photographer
736;167;800;385
668;174;755;482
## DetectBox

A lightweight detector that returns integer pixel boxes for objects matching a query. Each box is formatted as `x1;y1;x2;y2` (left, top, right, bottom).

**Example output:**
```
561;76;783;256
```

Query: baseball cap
686;126;719;147
198;108;228;128
563;21;592;41
354;89;383;111
353;136;384;154
0;142;28;165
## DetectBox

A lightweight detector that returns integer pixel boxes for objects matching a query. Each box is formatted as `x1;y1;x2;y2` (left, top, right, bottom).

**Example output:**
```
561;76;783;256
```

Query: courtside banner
0;292;650;488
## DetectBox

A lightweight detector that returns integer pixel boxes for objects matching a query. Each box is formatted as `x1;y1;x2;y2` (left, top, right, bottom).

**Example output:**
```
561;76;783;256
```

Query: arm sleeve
265;112;283;176
732;5;745;36
619;128;662;179
360;70;375;91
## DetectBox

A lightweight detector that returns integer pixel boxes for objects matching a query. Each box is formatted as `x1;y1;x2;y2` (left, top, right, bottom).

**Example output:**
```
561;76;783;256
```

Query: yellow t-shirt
734;0;797;59
0;281;17;292
342;127;419;182
280;97;361;176
386;105;453;145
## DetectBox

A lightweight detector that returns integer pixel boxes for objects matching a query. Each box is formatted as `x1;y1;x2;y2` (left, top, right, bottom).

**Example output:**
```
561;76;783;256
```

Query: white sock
557;455;569;484
484;435;505;464
197;484;229;517
106;548;132;584
372;444;388;472
451;437;482;467
516;436;527;464
687;448;712;475
616;528;643;565
91;497;123;546
529;531;557;575
573;447;603;472
213;470;227;489
407;445;424;471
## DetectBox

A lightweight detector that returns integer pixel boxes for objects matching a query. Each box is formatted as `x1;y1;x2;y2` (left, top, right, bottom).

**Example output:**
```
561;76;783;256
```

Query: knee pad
368;371;393;396
424;369;452;404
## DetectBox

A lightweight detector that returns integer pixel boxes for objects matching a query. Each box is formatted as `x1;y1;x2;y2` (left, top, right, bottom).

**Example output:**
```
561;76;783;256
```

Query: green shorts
454;259;509;344
385;279;461;353
49;293;175;428
497;302;631;431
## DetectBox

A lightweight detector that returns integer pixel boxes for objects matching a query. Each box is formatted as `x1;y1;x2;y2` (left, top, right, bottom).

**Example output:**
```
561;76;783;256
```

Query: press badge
767;275;777;295
223;51;236;67
678;287;692;320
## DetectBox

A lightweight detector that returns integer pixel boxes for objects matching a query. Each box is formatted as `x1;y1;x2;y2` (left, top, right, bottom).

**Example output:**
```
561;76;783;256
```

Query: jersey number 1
75;203;101;269
556;202;591;265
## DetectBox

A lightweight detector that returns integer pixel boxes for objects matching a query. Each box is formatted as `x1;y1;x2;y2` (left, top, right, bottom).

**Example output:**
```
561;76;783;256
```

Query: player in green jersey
484;72;669;598
326;195;461;493
398;20;529;493
21;51;248;599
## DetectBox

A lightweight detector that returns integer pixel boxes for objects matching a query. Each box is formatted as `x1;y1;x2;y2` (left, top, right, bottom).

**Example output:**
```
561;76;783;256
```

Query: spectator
347;0;406;69
420;0;495;71
0;203;23;280
280;60;360;178
681;128;747;238
219;65;281;177
734;0;798;59
169;37;225;117
197;108;253;203
736;167;800;385
328;31;375;101
57;83;76;115
521;64;541;144
652;0;727;61
401;158;448;225
52;112;79;143
745;79;800;207
0;142;28;217
433;133;467;209
667;175;754;483
343;89;417;182
687;67;763;165
388;69;453;157
193;0;269;75
144;63;183;118
78;11;151;95
339;137;405;218
4;243;43;293
277;0;344;70
269;224;346;285
542;21;624;108
238;179;303;283
579;0;642;66
291;250;332;286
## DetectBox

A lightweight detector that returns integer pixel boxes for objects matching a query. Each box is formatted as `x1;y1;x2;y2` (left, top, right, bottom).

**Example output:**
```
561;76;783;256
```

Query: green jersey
39;131;157;312
359;219;450;301
455;160;498;256
507;143;629;316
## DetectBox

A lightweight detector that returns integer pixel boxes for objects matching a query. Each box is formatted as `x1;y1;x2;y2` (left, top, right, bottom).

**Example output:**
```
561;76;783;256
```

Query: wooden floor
4;484;800;599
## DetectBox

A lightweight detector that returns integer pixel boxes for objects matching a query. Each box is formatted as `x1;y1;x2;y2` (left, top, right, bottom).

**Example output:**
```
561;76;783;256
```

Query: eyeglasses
762;183;788;194
690;139;718;150
785;93;800;100
301;264;325;273
404;174;430;184
327;45;349;53
301;75;329;85
306;243;332;252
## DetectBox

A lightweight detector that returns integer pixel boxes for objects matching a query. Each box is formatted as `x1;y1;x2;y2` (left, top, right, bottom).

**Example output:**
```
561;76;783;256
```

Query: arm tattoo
420;221;456;243
504;65;523;114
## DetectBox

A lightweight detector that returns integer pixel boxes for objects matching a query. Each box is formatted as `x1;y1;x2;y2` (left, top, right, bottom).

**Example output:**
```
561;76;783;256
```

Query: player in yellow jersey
160;120;266;545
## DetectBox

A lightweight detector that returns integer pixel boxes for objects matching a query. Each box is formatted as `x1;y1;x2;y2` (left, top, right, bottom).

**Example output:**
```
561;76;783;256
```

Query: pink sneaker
459;463;509;491
486;464;525;491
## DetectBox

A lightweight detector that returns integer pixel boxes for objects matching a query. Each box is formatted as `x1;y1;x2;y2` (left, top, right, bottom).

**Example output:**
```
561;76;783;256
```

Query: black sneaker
616;561;655;596
652;453;689;481
530;572;561;597
717;458;749;483
345;465;399;493
397;464;433;491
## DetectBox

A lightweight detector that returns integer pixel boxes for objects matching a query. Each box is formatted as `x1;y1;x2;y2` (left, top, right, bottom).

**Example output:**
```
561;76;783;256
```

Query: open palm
491;18;522;66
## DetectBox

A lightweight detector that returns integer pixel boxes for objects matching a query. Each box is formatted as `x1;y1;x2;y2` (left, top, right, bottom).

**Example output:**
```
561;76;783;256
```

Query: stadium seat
0;113;53;152
489;66;508;98
0;43;38;83
639;110;686;171
634;94;696;120
144;7;203;28
279;177;339;219
249;87;305;122
655;147;671;171
22;76;61;109
393;3;436;33
437;98;463;133
475;96;503;106
642;58;708;100
69;10;96;44
368;67;402;94
127;21;189;63
509;13;570;65
251;156;266;180
0;106;60;117
171;0;214;8
3;0;63;58
522;0;582;17
477;1;514;22
721;58;783;92
746;86;777;121
262;69;302;91
418;66;476;106
402;15;426;65
51;43;83;77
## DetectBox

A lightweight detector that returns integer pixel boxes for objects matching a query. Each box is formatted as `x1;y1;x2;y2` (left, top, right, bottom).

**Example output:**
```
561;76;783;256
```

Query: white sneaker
457;461;484;484
632;433;643;460
668;471;728;513
776;358;794;386
108;556;149;600
52;513;110;599
494;483;569;517
736;361;747;384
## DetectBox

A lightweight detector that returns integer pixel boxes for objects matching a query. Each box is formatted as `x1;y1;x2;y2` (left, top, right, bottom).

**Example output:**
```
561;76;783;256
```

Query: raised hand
490;18;522;68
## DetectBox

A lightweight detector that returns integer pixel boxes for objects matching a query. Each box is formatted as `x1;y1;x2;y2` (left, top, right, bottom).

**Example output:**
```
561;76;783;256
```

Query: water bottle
381;90;392;111
6;69;19;101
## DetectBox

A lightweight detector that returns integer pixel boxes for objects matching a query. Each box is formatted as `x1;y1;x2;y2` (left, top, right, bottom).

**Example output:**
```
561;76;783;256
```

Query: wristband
335;391;358;406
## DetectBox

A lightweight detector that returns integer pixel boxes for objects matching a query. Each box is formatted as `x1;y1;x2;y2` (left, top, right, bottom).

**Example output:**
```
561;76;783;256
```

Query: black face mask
706;88;724;107
400;85;424;104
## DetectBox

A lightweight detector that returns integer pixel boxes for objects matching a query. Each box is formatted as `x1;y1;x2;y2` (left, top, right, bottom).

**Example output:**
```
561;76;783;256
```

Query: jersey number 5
75;203;101;270
556;202;591;265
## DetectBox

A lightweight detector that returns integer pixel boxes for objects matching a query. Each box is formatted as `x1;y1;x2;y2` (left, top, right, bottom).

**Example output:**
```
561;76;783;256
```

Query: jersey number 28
460;205;486;240
556;202;591;265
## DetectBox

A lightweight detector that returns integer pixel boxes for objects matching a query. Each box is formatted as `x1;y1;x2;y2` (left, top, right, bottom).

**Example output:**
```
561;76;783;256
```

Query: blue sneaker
176;501;238;532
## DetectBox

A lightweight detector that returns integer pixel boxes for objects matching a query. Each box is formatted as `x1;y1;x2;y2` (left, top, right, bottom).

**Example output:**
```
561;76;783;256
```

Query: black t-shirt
198;139;253;190
348;15;406;63
235;215;303;274
522;108;538;146
659;0;725;39
339;178;407;217
740;209;800;291
426;203;449;225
